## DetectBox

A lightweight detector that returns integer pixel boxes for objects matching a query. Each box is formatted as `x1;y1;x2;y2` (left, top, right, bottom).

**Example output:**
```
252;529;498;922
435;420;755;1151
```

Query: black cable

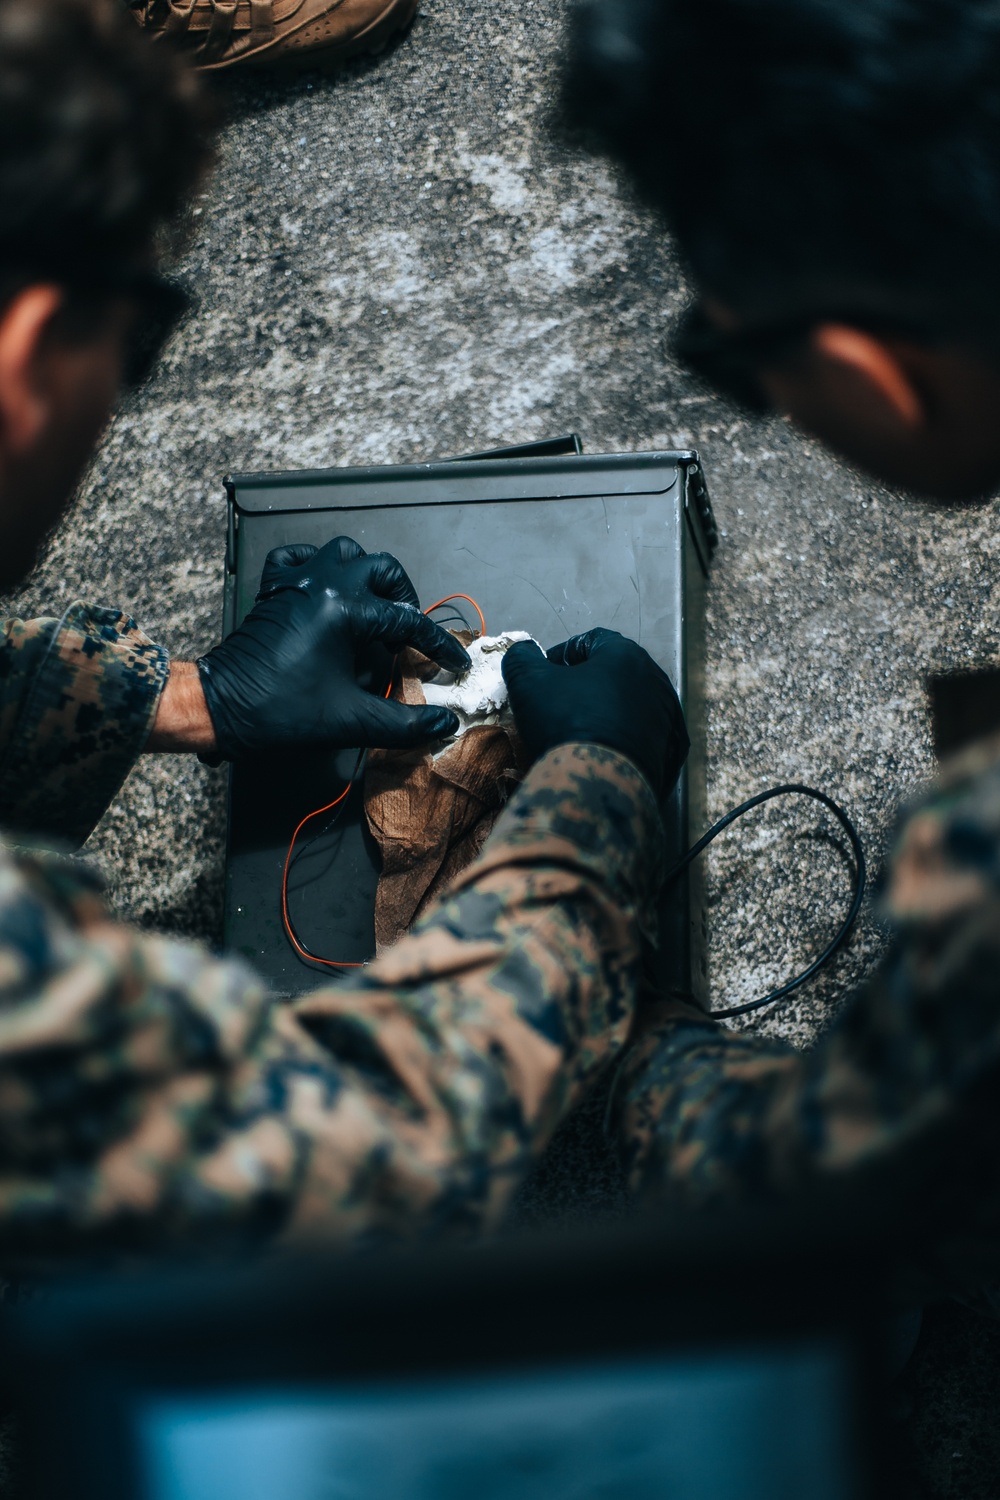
604;783;866;1136
426;602;475;633
665;783;867;1020
426;609;471;628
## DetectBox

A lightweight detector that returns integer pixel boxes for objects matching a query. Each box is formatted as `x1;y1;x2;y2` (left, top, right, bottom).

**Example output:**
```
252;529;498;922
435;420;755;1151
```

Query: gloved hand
197;536;471;758
501;627;689;801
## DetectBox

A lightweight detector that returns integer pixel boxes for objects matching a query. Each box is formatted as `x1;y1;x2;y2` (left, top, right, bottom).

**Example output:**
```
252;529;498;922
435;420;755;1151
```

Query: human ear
0;286;64;457
811;323;925;430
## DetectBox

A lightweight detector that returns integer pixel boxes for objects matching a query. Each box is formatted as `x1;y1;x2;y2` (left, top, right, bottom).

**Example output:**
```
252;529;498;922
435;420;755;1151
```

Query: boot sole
197;0;420;71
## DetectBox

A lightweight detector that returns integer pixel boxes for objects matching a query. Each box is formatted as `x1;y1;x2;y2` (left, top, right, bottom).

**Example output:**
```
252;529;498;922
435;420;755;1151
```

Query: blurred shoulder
886;730;1000;925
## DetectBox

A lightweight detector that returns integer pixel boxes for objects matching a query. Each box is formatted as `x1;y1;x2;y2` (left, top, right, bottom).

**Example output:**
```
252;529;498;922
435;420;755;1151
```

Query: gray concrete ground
4;0;1000;1491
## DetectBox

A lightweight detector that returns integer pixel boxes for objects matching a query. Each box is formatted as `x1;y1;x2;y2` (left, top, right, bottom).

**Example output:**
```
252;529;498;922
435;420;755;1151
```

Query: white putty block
423;631;540;734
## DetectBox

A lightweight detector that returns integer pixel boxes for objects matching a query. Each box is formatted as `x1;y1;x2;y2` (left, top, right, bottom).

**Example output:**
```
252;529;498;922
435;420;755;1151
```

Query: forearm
0;744;664;1256
0;597;221;846
284;744;664;1243
146;660;215;753
0;603;168;847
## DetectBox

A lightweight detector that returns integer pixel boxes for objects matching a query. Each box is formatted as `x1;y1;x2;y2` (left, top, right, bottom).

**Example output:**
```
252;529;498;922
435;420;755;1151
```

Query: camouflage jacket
1;603;1000;1282
0;604;169;847
621;730;1000;1289
0;601;659;1255
0;737;655;1258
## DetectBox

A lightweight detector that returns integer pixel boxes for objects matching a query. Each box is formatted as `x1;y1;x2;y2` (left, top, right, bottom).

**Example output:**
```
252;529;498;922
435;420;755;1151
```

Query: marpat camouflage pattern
0;609;660;1258
3;602;1000;1286
619;729;1000;1289
0;604;168;847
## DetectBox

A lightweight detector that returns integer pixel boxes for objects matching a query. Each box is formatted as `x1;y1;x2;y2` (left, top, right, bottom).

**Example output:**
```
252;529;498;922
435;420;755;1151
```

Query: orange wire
281;592;486;970
422;593;487;637
281;777;366;969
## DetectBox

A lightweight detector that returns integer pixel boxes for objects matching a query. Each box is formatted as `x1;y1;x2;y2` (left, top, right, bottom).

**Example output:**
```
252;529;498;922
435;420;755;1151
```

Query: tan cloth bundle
364;636;528;950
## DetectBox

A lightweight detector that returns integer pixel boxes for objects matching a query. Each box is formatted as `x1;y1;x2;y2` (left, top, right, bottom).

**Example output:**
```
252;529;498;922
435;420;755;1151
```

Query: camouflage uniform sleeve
0;744;661;1257
621;733;1000;1236
0;603;169;847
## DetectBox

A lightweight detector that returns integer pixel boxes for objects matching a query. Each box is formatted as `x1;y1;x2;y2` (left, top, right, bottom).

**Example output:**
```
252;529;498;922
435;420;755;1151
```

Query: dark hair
565;0;1000;342
0;0;212;286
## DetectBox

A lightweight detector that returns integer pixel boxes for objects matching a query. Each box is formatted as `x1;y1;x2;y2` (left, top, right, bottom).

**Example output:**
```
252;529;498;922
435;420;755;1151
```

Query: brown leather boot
125;0;419;71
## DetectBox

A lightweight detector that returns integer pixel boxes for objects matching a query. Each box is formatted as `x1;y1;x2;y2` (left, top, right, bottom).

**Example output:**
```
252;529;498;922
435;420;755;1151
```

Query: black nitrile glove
197;536;470;759
501;628;689;801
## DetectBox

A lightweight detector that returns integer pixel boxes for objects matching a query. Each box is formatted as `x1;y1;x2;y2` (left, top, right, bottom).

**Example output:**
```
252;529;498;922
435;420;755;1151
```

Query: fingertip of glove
328;536;367;562
264;542;319;570
501;640;546;679
440;637;472;672
425;708;460;737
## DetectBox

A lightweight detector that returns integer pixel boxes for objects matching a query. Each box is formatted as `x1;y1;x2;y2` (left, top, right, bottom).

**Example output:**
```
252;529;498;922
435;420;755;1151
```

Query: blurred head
566;0;1000;500
0;0;210;590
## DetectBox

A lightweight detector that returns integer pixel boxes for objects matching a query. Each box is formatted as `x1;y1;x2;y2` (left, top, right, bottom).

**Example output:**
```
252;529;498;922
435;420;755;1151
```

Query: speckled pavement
3;1;1000;1490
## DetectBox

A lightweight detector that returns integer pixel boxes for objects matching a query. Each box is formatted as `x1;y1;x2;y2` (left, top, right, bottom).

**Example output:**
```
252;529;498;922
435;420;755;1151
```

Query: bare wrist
147;661;217;754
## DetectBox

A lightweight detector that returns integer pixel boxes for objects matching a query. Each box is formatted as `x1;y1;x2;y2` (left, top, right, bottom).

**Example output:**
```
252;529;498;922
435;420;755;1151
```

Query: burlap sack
365;637;527;950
